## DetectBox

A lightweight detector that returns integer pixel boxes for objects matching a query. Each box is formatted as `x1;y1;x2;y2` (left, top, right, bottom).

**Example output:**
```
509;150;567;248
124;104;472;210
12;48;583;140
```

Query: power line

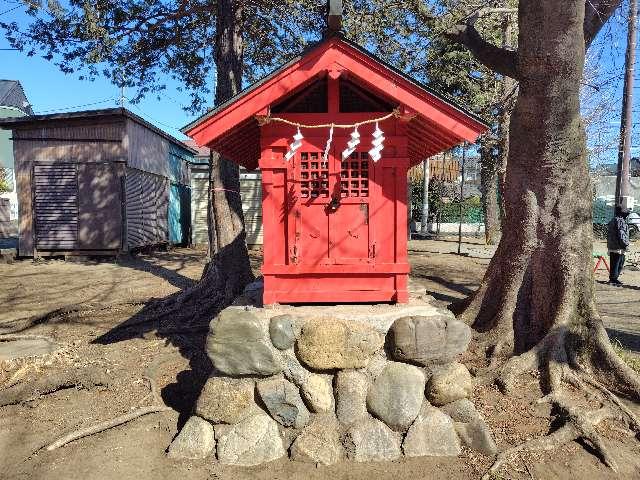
34;98;117;114
0;5;21;16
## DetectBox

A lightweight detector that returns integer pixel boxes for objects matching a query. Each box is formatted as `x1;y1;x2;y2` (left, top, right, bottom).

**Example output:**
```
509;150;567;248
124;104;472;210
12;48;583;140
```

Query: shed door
125;168;168;249
33;164;79;250
291;141;373;265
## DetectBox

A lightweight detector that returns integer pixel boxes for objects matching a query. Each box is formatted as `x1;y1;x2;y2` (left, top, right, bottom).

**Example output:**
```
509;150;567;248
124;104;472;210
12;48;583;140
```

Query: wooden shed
0;108;195;257
184;35;487;304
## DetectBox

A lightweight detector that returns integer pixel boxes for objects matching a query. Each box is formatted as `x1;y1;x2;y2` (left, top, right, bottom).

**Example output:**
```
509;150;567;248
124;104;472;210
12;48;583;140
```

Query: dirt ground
1;239;640;480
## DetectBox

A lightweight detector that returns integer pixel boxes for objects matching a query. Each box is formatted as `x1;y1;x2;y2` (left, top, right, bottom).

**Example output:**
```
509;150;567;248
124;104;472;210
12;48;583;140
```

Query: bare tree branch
444;21;518;79
584;0;623;47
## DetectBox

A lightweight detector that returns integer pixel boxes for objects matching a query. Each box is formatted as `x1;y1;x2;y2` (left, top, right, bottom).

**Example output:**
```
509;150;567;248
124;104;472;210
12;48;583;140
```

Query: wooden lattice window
340;152;369;197
300;152;329;198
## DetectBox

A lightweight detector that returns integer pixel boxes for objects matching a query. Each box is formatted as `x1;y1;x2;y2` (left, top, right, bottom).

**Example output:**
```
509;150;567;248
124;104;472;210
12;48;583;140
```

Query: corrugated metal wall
241;169;263;245
125;168;168;249
33;164;79;250
190;168;210;245
190;166;263;246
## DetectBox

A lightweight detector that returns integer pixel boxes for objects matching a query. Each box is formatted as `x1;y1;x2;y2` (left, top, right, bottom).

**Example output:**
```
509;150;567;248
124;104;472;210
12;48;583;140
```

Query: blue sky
0;1;637;156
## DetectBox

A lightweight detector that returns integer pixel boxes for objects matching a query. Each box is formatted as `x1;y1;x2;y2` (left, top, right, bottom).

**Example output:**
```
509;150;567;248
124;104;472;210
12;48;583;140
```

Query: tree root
484;399;615;480
0;368;109;406
44;404;173;451
483;319;640;479
42;371;172;452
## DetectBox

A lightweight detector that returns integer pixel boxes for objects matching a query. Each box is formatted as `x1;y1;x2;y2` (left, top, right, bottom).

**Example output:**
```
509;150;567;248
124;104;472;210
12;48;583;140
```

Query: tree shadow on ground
116;250;202;291
606;327;640;354
416;275;475;296
91;240;255;434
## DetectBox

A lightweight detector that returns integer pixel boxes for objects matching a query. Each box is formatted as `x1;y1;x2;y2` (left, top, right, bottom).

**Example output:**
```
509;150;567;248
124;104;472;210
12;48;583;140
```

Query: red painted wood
184;36;488;304
186;37;487;170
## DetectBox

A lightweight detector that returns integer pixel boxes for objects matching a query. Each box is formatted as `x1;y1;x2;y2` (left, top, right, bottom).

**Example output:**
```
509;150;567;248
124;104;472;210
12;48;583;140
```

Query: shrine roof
183;34;488;170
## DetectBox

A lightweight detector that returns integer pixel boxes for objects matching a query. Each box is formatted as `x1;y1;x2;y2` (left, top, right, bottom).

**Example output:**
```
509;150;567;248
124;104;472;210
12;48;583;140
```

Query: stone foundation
168;286;496;465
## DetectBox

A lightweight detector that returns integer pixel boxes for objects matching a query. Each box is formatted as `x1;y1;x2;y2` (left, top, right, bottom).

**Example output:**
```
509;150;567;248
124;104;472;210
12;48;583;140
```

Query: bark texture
450;0;640;473
119;0;253;333
479;143;501;245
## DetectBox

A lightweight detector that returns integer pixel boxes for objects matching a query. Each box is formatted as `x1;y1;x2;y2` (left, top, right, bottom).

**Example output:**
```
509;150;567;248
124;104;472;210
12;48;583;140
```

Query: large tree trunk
451;2;640;473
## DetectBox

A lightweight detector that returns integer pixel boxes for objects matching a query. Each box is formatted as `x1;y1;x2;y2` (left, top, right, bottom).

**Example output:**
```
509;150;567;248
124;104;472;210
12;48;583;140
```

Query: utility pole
615;0;637;211
457;144;466;255
420;158;430;235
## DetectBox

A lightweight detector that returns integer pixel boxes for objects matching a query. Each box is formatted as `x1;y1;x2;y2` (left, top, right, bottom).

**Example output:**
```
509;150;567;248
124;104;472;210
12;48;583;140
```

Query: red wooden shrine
184;35;487;305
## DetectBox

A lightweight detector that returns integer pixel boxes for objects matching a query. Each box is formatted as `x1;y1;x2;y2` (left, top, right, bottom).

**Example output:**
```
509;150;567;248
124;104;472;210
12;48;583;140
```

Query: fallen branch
45;404;173;451
0;368;109;406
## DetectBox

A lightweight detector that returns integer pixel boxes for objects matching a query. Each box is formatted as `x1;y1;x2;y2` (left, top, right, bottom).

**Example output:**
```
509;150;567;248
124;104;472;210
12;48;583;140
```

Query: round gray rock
426;362;473;406
215;413;286;466
389;315;471;366
366;362;426;431
336;370;369;426
167;416;215;460
402;406;461;457
206;308;282;376
290;414;345;465
195;377;255;424
257;377;309;428
344;417;401;462
269;314;296;350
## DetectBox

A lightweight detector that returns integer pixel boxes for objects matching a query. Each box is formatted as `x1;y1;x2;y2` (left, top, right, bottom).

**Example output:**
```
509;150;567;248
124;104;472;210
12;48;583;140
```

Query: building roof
0;107;197;154
0;80;33;115
183;35;488;170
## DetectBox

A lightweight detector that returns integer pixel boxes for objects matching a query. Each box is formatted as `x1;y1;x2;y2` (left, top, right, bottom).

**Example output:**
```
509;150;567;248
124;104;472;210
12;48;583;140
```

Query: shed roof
184;35;488;170
0;107;197;155
0;80;33;115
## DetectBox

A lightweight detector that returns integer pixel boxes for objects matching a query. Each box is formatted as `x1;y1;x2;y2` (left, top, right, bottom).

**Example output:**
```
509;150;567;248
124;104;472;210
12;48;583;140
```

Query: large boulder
257;377;310;429
206;308;282;376
290;414;345;465
344;417;401;462
215;413;286;466
388;315;471;366
167;416;215;460
195;377;256;424
402;406;461;457
426;363;473;406
269;314;296;350
336;370;369;426
296;318;384;370
300;374;335;413
366;362;426;431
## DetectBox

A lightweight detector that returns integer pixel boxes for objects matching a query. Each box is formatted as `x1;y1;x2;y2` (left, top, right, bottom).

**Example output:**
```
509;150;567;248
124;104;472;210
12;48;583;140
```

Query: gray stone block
366;362;426;431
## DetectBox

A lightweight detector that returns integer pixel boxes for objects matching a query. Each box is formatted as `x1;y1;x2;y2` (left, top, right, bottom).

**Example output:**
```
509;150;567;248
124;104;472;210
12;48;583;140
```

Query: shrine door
291;137;375;267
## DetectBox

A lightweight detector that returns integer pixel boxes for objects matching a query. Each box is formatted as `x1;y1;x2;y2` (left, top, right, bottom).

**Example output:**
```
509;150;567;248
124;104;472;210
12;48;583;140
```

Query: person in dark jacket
607;206;630;285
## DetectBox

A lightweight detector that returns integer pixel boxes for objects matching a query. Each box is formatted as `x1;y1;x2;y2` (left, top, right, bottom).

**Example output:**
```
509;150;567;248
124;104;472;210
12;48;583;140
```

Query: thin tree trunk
496;15;516;226
200;0;253;301
479;142;501;245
